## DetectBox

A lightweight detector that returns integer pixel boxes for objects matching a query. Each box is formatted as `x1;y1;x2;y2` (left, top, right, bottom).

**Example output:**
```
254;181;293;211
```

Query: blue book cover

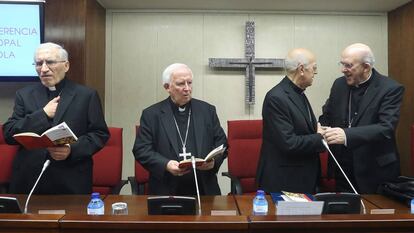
270;192;314;204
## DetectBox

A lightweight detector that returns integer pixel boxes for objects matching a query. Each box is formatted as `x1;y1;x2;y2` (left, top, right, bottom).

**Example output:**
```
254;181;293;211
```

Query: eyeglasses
338;61;360;70
33;60;66;68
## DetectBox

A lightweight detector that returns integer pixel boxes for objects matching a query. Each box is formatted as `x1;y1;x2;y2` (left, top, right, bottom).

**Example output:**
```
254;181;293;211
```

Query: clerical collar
287;77;305;94
353;71;372;88
169;98;191;115
46;78;66;94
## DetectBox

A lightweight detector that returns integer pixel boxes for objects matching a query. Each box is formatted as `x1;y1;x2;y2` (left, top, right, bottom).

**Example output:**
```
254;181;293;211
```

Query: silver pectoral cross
179;147;192;161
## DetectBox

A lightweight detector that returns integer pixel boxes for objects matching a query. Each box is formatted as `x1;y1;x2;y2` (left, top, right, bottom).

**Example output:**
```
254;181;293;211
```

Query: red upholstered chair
128;161;149;194
223;120;263;195
128;125;149;195
92;127;127;194
0;125;19;193
319;151;336;192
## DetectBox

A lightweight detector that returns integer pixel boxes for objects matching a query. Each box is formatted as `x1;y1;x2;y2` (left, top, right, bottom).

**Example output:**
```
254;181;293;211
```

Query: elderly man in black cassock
133;63;227;195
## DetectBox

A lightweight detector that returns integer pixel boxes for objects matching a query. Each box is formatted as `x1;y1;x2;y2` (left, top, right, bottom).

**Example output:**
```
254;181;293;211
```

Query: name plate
276;201;324;215
211;210;237;216
370;209;395;214
38;209;66;214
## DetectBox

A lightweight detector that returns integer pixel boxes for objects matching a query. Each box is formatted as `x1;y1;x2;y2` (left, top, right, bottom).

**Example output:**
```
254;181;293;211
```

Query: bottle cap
257;190;265;195
91;192;100;199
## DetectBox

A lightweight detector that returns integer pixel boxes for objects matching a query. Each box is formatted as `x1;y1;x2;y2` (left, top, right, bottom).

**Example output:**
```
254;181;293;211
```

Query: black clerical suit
256;77;325;193
133;97;227;195
319;68;404;194
3;79;109;194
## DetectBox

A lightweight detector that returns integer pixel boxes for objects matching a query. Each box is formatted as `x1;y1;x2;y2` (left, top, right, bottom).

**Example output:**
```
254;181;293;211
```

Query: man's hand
43;96;60;118
47;144;71;161
324;127;346;145
166;160;190;176
197;159;215;171
317;123;328;135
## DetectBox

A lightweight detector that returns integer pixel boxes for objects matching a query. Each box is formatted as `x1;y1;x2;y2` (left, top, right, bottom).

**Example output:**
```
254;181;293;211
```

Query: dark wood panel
363;194;409;213
388;1;414;176
44;0;106;107
0;195;414;233
249;214;414;233
85;0;106;102
45;0;86;86
0;214;61;233
103;195;240;215
60;195;248;233
234;195;377;216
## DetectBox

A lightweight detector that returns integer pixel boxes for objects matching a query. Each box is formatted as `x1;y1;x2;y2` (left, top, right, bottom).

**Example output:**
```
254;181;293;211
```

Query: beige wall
105;11;388;194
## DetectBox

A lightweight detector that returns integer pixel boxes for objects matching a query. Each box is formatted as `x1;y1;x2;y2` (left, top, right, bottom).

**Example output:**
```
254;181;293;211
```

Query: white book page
43;122;78;141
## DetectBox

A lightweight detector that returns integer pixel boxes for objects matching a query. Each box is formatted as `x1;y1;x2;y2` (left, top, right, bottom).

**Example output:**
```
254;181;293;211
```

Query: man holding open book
2;42;109;194
133;63;227;195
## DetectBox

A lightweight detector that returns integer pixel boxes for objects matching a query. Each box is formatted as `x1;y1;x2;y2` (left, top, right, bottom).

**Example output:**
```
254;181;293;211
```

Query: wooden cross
209;21;285;105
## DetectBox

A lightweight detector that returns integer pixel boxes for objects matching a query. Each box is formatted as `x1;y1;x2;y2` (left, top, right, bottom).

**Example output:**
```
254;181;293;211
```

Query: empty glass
111;202;128;215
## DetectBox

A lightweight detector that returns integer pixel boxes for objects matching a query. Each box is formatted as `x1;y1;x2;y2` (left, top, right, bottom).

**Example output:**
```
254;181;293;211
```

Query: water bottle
411;199;414;214
253;190;268;215
87;192;105;215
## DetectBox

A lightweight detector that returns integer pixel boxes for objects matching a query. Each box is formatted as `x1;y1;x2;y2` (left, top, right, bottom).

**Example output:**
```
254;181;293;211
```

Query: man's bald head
285;48;316;74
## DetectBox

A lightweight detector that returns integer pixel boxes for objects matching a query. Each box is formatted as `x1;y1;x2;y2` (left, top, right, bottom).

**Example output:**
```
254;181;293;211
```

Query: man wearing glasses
319;43;404;194
3;42;109;194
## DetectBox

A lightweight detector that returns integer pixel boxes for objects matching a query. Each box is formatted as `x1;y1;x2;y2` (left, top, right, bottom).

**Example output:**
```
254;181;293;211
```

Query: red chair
224;119;335;194
0;125;19;193
223;120;263;194
319;151;336;192
128;161;149;194
92;127;127;194
128;125;149;194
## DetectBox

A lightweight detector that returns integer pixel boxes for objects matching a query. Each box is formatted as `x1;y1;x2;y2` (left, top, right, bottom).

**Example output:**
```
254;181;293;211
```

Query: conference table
0;194;414;233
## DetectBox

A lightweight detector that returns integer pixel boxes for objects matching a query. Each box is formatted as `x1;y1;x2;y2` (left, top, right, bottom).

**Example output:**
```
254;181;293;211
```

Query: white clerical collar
355;70;372;87
48;86;56;91
178;106;186;112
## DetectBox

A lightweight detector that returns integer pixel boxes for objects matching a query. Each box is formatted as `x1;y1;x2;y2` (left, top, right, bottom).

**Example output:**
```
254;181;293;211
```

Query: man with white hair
133;63;227;195
3;42;109;194
319;43;404;194
256;48;325;194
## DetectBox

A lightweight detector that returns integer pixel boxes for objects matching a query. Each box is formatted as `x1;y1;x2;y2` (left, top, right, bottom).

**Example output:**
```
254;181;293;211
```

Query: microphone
321;139;366;214
191;156;202;215
24;159;51;214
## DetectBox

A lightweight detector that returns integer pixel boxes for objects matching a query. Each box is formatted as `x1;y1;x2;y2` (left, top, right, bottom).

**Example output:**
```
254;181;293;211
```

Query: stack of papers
271;191;323;215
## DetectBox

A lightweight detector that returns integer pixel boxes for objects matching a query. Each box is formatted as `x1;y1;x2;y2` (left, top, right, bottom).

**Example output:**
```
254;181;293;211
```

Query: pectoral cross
179;147;192;161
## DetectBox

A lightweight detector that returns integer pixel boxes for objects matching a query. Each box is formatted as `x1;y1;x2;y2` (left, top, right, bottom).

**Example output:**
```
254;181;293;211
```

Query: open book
178;144;226;169
13;122;78;150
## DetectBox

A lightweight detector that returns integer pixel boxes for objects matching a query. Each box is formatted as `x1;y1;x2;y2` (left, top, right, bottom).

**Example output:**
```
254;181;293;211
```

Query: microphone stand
191;156;202;215
321;139;366;214
24;160;51;214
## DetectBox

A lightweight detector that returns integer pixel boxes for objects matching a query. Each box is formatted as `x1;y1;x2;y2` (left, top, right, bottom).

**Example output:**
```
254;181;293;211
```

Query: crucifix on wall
209;21;285;105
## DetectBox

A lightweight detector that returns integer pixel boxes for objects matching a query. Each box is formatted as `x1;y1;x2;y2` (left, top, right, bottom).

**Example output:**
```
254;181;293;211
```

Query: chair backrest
319;151;336;192
227;120;263;194
133;125;149;194
0;125;19;193
92;127;124;195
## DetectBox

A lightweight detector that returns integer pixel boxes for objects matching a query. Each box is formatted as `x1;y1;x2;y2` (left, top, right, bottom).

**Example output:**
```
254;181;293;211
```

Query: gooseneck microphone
191;156;202;215
321;139;366;214
24;159;51;214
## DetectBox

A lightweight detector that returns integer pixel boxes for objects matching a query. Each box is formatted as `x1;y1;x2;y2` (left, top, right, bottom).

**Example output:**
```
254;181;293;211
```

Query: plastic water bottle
87;192;105;215
411;199;414;214
253;190;268;215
